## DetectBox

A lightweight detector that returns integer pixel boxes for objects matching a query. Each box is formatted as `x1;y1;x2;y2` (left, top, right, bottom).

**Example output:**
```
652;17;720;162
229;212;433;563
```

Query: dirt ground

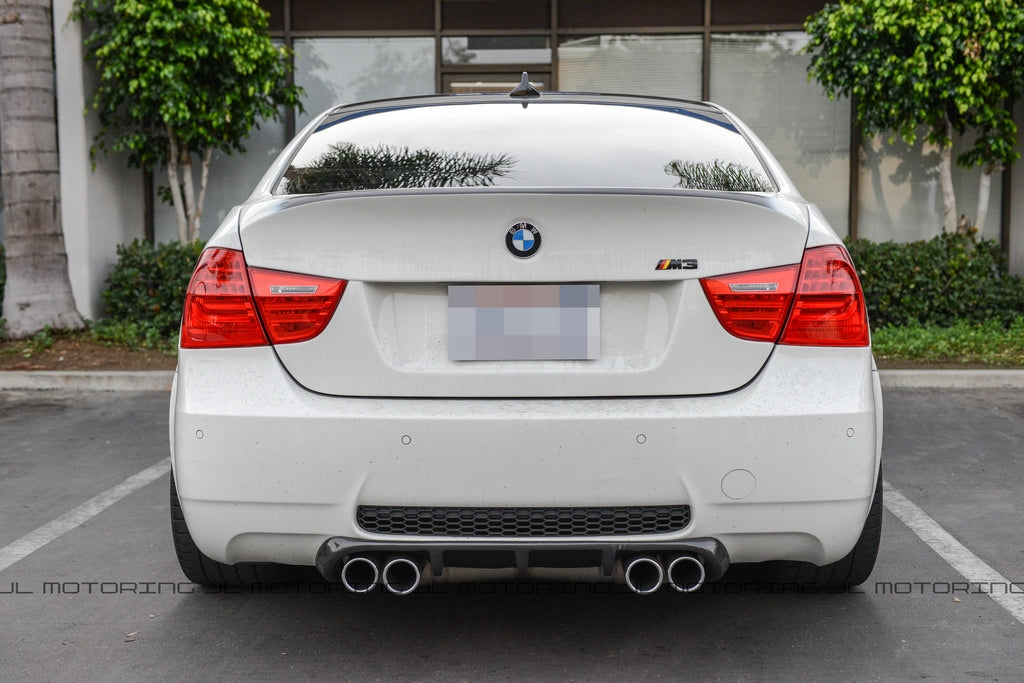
0;333;177;372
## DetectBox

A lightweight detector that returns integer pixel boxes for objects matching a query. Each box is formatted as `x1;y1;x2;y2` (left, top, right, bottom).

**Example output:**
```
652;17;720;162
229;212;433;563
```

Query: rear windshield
277;101;775;195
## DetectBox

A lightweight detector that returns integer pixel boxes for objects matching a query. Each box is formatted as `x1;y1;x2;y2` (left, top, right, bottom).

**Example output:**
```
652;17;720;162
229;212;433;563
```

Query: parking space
0;391;169;549
1;388;1021;678
881;389;1024;586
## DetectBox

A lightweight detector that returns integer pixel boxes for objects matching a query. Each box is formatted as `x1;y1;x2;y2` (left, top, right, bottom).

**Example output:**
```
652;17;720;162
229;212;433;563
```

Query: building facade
13;0;1024;318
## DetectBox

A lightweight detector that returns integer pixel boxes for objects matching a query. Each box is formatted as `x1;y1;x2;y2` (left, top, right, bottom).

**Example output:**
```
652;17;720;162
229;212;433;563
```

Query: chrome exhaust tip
623;555;664;595
666;554;706;593
340;556;379;593
382;556;422;595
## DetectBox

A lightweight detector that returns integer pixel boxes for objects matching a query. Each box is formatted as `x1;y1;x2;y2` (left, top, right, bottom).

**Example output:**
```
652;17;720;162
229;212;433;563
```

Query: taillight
779;245;869;347
249;268;346;344
700;264;799;342
701;245;869;347
181;248;347;348
181;248;267;348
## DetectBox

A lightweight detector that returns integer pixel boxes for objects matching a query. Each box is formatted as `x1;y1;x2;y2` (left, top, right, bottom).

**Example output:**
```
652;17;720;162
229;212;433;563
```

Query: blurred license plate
448;284;599;361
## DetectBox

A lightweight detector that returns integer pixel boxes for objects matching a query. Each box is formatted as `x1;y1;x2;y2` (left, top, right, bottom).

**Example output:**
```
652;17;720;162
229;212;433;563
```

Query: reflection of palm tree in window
284;143;516;193
664;159;773;192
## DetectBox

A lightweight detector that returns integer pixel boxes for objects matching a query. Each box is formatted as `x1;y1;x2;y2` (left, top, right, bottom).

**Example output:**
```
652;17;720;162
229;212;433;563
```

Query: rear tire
170;477;314;586
805;465;883;588
725;466;883;590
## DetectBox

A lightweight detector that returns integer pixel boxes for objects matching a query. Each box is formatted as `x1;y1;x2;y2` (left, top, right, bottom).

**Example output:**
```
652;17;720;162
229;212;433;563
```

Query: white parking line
883;481;1024;623
0;458;171;573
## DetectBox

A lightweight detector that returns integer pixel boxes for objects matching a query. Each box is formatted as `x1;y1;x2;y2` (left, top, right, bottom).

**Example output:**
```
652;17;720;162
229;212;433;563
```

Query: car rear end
169;94;882;592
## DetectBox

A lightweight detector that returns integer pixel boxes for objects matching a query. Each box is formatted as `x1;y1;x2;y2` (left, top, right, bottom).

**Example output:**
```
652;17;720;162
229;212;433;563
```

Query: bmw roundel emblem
506;222;541;258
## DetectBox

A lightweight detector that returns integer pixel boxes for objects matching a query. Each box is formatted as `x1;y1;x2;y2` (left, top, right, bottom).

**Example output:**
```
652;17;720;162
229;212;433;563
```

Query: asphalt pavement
0;383;1022;680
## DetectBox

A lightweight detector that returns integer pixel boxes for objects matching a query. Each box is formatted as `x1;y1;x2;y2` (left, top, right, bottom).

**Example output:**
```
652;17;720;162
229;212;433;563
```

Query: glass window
278;101;774;194
444;72;551;94
858;131;1002;242
558;35;702;100
442;36;551;65
294;38;436;131
710;32;851;235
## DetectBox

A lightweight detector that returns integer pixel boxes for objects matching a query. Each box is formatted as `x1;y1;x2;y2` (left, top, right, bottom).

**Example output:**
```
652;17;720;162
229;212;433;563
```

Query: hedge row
846;233;1024;330
92;239;204;347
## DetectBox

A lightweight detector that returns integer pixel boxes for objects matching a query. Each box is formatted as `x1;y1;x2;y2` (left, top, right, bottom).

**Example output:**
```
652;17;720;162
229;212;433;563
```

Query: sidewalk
1;369;1023;392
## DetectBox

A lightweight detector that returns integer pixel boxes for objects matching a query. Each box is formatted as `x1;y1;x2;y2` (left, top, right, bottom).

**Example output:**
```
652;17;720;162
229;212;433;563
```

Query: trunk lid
237;191;809;397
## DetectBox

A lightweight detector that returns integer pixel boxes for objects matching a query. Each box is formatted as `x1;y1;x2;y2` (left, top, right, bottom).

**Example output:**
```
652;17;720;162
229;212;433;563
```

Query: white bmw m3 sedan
169;84;883;594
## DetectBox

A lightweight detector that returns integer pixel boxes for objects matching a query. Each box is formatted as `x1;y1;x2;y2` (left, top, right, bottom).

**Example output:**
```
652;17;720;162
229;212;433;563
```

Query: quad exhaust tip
623;555;665;595
382;556;423;595
624;554;706;594
323;544;714;595
340;555;423;595
666;554;706;593
340;556;379;593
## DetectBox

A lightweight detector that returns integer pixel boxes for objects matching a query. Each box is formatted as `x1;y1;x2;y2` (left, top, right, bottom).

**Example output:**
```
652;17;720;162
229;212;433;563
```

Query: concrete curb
2;369;1024;392
0;371;174;392
878;369;1024;389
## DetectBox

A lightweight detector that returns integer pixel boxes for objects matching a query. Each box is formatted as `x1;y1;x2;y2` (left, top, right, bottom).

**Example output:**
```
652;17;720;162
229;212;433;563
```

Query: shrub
93;239;204;348
846;233;1024;330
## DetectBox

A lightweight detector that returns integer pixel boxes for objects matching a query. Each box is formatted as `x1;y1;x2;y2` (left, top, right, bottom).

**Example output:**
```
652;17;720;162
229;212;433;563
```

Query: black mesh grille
356;505;691;537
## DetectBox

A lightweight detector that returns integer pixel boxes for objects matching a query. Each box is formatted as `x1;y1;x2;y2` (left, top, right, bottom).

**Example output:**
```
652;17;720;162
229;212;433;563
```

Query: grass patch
872;318;1024;366
90;318;179;351
0;325;178;360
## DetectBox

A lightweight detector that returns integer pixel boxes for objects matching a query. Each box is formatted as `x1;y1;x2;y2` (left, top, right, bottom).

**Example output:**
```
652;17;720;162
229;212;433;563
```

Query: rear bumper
170;344;882;573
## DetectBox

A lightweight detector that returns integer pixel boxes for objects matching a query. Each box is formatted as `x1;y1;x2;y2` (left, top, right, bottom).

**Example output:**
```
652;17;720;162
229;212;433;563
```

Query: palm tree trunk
1;0;84;337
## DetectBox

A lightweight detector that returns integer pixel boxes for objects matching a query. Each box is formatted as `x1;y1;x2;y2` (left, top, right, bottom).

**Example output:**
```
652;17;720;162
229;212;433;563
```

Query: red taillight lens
181;248;268;348
700;264;800;342
779;245;870;347
181;248;347;348
700;245;870;347
249;268;346;344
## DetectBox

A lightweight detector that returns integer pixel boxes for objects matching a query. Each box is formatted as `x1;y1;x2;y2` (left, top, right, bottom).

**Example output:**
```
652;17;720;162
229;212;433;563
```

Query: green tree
805;0;1024;233
72;0;303;241
1;0;85;338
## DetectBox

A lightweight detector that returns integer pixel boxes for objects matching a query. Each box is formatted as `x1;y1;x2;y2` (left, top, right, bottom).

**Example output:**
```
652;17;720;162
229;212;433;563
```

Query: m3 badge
655;258;698;270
